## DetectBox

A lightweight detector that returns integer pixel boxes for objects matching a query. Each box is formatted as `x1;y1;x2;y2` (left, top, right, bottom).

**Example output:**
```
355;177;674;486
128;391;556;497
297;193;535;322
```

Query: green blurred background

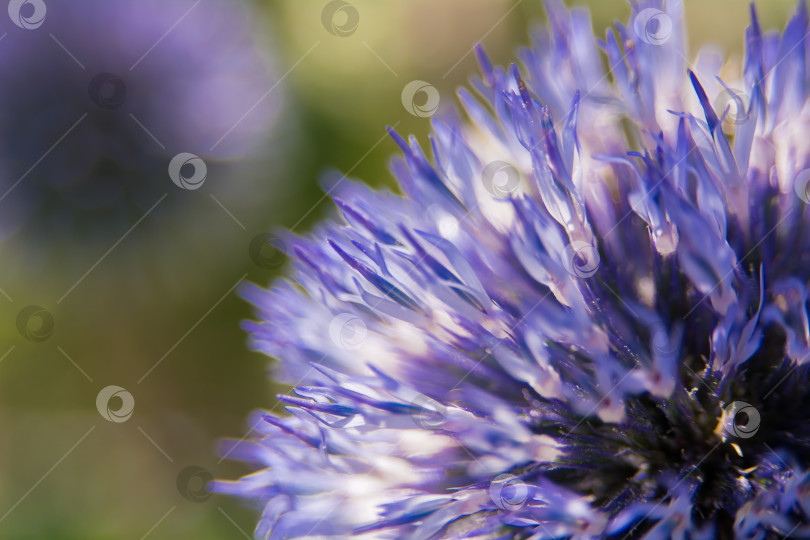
0;0;798;538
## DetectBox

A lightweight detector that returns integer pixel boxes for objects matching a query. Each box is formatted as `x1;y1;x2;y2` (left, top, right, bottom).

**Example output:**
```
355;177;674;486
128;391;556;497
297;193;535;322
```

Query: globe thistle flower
216;1;810;538
0;0;280;241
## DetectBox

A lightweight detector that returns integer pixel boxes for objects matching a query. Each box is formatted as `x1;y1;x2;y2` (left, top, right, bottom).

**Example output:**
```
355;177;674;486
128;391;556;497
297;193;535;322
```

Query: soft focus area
0;0;797;538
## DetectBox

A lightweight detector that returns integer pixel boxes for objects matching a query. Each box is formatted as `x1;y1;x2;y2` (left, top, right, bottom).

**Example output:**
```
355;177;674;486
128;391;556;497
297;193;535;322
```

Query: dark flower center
521;321;810;539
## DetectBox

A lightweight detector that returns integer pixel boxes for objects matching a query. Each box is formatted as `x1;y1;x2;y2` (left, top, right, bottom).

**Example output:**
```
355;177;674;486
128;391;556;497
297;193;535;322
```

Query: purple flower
216;1;810;538
0;0;280;240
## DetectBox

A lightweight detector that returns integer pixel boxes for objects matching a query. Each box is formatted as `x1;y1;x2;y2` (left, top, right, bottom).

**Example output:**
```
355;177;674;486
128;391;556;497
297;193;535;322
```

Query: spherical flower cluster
216;1;810;538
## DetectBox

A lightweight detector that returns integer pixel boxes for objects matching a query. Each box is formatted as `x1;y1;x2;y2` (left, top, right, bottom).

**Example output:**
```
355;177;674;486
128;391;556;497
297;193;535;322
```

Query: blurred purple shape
0;0;282;239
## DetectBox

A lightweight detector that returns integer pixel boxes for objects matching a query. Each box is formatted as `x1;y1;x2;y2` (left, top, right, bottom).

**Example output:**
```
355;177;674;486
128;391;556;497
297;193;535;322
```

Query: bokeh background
0;0;798;538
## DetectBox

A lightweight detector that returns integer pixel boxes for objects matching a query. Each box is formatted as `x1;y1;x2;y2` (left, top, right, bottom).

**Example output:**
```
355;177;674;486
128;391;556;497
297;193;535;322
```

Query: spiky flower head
216;1;810;538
